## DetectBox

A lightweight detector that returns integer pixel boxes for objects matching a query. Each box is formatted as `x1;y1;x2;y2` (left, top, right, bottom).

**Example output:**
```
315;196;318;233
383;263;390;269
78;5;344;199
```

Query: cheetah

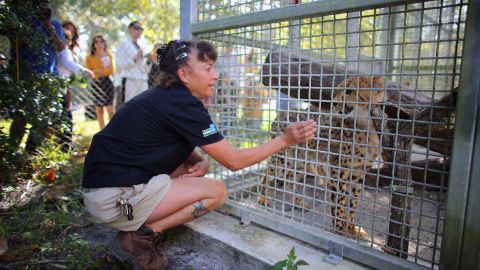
257;76;385;239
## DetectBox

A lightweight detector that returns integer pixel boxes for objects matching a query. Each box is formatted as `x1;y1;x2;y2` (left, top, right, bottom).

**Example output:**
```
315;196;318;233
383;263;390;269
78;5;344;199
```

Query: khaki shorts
83;174;172;231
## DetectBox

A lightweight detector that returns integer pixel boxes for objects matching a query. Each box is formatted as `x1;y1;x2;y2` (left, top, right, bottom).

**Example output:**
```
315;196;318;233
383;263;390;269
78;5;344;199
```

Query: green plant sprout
268;246;309;270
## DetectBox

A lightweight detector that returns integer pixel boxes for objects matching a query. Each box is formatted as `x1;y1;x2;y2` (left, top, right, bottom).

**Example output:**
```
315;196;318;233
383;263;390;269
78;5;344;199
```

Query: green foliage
0;133;133;268
268;247;309;270
1;1;51;57
0;223;6;237
0;1;29;39
55;0;180;47
29;138;70;178
0;183;131;269
0;1;71;183
59;162;84;186
1;72;67;129
3;195;106;268
0;128;17;182
4;197;74;253
0;171;130;269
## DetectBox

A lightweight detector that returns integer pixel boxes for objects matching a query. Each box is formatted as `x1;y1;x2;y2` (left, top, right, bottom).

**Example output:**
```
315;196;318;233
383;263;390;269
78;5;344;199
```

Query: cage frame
180;0;480;269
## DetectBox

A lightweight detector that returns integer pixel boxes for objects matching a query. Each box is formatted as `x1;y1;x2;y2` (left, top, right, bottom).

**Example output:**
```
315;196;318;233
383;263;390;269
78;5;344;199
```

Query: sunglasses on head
94;39;105;43
133;25;144;31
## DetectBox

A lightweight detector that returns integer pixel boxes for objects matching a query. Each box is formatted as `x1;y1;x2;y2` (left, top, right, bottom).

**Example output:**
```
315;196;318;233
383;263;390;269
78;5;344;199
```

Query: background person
82;40;316;270
62;21;80;57
86;35;115;129
56;27;94;151
115;21;150;106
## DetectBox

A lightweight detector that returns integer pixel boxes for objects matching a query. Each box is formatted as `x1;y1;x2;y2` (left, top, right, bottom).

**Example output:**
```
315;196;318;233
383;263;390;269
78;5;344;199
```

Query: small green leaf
294;260;309;266
287;246;297;261
268;260;287;270
289;246;295;256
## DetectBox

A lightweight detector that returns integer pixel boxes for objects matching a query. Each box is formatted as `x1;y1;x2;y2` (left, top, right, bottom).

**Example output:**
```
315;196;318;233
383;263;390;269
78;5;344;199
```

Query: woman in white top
56;27;93;151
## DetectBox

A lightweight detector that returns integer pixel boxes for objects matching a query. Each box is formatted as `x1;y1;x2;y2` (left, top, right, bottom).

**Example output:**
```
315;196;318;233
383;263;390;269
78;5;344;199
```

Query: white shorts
83;174;172;231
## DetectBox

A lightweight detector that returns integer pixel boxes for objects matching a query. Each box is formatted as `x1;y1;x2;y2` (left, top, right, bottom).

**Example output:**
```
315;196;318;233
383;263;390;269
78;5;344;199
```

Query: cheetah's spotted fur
258;76;385;238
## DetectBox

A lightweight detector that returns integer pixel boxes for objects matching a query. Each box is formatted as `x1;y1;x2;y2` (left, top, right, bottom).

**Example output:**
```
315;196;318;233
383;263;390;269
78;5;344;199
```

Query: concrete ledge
171;211;371;270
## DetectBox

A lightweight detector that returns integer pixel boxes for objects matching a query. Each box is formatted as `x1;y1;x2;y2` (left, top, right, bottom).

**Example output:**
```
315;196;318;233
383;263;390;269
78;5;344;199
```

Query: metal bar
459;94;480;269
191;0;426;34
220;201;430;270
441;0;480;269
180;0;197;40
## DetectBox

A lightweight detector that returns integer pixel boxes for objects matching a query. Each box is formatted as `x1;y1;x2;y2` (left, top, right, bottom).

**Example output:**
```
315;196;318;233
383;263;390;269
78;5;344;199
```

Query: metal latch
239;210;251;226
323;241;343;265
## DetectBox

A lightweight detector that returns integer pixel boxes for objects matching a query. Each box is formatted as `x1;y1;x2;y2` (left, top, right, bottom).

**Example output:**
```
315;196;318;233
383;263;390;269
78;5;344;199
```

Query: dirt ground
0;181;229;270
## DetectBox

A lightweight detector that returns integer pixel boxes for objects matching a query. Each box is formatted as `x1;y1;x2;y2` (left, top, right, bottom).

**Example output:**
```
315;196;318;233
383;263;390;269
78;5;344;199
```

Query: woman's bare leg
144;177;227;233
96;106;105;129
106;105;114;120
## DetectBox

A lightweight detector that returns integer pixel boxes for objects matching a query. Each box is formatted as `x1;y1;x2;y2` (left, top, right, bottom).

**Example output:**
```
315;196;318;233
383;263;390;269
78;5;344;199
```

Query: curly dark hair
157;40;217;88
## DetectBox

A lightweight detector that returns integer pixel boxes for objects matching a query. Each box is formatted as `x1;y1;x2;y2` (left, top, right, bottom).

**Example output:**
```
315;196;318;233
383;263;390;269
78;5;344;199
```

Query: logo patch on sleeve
202;123;218;137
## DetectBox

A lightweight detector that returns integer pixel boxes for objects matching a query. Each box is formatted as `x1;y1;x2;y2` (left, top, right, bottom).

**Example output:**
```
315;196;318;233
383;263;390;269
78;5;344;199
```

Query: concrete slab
172;211;372;270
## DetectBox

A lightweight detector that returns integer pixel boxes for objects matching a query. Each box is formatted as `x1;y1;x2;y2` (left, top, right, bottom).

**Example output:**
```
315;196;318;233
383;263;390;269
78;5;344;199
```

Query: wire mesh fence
197;0;466;268
197;0;317;21
0;0;468;268
67;27;162;152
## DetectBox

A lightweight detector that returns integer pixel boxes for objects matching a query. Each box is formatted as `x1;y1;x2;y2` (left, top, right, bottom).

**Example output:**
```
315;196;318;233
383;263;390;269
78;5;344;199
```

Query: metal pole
441;0;480;269
191;0;424;35
180;0;197;40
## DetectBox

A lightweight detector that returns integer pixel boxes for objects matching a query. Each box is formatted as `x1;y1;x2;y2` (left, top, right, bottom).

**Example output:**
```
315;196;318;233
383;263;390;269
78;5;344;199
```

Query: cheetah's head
333;76;385;117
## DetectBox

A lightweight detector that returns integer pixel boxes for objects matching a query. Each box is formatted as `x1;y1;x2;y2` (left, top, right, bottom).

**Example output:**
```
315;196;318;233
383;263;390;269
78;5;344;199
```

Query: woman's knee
213;180;228;206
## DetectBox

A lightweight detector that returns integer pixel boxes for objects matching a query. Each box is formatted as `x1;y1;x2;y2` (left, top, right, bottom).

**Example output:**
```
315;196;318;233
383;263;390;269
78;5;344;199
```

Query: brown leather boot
109;227;168;270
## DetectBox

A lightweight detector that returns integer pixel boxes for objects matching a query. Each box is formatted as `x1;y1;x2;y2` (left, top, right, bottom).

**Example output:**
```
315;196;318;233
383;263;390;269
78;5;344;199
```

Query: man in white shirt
115;21;149;105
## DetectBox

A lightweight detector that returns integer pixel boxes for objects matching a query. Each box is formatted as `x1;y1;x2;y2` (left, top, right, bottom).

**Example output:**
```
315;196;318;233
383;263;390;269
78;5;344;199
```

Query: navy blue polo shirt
82;85;224;188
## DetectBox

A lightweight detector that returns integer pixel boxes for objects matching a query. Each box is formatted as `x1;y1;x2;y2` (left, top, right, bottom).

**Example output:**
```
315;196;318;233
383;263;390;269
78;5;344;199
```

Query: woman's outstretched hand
281;119;317;146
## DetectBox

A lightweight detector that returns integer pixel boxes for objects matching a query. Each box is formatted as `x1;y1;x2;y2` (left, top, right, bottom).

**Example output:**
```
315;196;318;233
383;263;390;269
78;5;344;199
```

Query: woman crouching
82;40;316;270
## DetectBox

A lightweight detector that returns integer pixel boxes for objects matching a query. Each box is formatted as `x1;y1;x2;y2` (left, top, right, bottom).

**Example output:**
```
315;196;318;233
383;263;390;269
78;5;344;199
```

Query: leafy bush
0;1;70;183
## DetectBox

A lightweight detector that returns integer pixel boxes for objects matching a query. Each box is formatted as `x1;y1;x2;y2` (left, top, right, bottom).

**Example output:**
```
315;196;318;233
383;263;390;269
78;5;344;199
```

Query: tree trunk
370;106;412;259
366;158;450;190
262;50;433;118
398;90;457;156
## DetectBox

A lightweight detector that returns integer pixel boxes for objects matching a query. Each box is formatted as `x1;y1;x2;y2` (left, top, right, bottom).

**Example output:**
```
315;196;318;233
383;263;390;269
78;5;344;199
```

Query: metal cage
181;0;480;269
